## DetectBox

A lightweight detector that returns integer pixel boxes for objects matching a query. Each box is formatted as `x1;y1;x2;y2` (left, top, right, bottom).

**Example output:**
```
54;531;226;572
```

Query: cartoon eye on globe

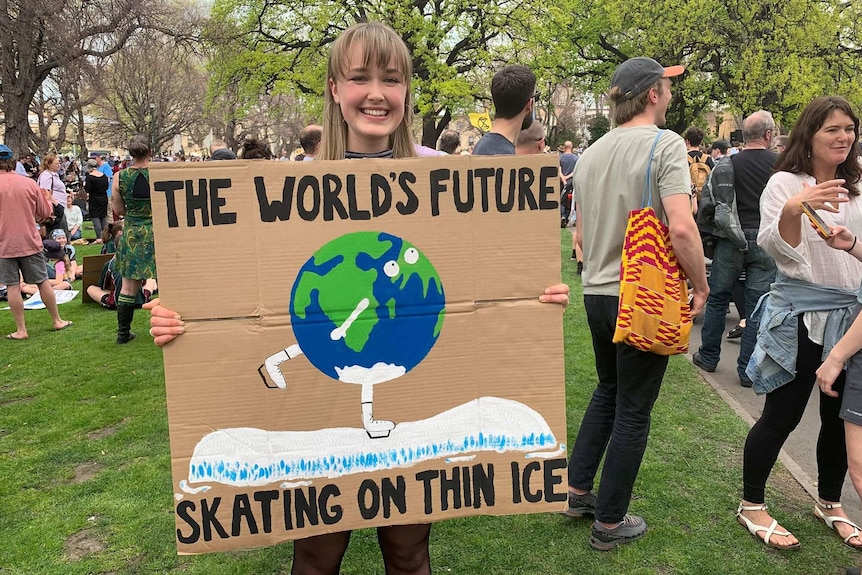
258;231;446;438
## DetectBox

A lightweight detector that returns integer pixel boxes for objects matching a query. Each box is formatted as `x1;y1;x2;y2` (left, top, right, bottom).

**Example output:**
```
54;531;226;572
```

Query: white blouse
758;171;862;344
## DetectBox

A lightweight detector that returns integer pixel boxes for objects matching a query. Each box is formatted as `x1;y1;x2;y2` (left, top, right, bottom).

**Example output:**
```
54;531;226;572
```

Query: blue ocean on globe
289;231;445;383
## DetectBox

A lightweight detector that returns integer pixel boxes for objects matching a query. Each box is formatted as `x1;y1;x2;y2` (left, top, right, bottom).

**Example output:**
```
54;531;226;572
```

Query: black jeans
567;295;669;523
743;320;847;503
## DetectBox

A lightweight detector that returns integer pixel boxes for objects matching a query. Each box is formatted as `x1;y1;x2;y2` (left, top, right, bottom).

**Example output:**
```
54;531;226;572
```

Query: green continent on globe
292;232;392;352
391;240;445;338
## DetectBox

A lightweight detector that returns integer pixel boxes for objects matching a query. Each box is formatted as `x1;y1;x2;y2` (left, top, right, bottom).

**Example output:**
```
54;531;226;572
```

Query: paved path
689;309;862;524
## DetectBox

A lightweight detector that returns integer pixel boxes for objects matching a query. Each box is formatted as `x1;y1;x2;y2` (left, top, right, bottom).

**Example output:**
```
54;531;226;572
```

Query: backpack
688;153;711;199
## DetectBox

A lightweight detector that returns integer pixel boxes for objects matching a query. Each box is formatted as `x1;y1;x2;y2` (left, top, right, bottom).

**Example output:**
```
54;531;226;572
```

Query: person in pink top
0;144;73;339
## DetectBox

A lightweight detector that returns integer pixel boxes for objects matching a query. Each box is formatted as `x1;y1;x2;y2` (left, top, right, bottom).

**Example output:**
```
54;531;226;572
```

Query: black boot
117;304;137;344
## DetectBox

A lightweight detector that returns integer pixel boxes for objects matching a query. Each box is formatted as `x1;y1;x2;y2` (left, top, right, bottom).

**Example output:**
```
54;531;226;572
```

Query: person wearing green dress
112;135;156;344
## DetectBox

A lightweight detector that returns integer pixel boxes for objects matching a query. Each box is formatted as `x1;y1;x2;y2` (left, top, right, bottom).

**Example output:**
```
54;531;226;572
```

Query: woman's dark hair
127;135;152;160
240;137;273;160
774;96;861;196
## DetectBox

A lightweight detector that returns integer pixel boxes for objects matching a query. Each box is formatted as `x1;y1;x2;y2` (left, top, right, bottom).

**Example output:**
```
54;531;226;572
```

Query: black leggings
291;524;431;575
743;320;847;503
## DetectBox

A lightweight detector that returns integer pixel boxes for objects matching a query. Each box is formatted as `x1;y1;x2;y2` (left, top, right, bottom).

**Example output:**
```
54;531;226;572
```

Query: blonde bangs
321;21;417;160
330;22;413;82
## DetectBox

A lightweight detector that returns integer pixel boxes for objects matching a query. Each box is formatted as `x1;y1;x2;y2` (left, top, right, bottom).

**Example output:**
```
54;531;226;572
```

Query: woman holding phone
737;96;862;550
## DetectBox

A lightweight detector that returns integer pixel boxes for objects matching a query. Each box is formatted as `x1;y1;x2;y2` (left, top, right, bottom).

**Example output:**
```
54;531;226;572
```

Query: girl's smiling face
329;49;407;154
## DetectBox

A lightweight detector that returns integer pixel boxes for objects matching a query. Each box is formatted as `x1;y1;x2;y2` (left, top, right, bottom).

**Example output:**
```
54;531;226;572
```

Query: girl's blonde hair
319;21;417;160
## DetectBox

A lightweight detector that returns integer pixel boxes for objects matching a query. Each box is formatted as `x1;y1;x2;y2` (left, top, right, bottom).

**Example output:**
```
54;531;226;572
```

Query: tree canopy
0;0;167;154
205;0;544;147
541;0;862;132
3;0;861;156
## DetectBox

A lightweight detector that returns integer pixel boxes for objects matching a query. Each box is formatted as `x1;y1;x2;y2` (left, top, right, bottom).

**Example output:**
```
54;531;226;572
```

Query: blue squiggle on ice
186;397;558;487
190;433;555;484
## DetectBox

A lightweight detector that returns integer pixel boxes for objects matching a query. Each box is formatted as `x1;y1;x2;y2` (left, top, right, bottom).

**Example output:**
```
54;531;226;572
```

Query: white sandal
814;502;862;550
736;503;800;550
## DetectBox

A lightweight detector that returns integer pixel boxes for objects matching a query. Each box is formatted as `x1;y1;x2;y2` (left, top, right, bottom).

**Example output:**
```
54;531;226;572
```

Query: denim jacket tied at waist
745;274;858;395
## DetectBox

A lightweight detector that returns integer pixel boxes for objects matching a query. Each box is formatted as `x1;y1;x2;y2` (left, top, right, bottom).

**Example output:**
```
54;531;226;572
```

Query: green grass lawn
0;229;858;574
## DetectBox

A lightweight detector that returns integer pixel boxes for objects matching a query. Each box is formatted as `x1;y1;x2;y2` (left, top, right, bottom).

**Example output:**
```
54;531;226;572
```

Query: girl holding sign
147;21;569;575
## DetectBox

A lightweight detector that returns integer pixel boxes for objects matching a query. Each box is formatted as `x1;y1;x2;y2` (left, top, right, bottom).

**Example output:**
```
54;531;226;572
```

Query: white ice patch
186;397;558;487
280;480;313;488
446;455;477;463
335;362;406;384
179;479;211;494
526;443;566;458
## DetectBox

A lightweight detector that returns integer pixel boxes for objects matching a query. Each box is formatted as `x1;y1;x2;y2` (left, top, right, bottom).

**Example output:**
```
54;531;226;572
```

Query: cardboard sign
82;254;114;303
150;155;567;554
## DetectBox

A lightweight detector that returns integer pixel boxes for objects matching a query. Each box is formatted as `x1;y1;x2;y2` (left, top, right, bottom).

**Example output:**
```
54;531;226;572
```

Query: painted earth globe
290;231;445;384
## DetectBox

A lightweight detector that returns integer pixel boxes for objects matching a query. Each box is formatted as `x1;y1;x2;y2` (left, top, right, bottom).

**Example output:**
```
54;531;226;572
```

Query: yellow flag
469;112;492;132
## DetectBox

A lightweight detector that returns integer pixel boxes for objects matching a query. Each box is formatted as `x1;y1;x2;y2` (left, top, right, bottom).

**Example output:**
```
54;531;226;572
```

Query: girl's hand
143;298;185;347
816;353;844;398
539;284;569;307
825;225;856;251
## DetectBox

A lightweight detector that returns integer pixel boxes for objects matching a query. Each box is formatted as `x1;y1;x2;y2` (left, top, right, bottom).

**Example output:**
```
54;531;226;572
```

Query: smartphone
800;201;832;239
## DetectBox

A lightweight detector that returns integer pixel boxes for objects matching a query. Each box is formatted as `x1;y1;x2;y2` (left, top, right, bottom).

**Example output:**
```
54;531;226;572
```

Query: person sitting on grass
100;221;123;255
50;229;82;280
64;194;84;242
20;240;74;296
87;255;156;310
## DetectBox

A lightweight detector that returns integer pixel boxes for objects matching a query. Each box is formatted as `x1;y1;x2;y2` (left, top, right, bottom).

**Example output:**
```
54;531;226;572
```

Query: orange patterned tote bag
612;130;692;355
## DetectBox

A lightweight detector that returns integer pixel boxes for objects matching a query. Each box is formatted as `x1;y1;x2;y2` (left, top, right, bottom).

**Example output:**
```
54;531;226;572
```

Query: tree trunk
3;96;34;158
421;108;451;149
77;107;88;161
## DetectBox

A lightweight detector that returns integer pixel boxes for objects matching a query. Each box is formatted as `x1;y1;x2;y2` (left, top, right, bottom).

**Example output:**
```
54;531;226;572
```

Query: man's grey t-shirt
573;125;690;296
471;133;515;155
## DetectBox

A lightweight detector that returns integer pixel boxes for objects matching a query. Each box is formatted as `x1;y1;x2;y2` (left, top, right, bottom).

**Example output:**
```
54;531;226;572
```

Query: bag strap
641;130;665;209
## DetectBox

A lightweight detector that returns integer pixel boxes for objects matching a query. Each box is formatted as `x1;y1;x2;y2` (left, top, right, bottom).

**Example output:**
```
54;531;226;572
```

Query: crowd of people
0;142;157;341
3;18;862;575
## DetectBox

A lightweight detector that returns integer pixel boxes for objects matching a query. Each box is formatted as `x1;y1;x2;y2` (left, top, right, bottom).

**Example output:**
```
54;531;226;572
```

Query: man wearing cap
0;144;72;339
563;57;708;549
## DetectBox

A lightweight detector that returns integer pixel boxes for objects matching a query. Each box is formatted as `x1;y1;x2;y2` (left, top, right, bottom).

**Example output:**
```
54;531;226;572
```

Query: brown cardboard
149;155;567;554
81;254;113;303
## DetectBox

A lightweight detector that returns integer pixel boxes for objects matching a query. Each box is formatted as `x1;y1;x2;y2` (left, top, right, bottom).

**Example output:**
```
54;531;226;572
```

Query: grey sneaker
563;491;596;518
589;514;647;550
